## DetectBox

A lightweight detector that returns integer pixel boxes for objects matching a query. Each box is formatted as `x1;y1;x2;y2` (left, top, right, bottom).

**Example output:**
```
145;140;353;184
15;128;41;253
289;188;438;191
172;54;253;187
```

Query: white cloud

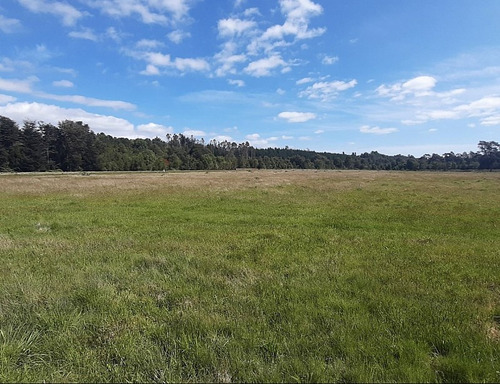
173;57;209;72
244;55;288;77
183;129;206;137
137;51;209;74
37;92;136;110
0;76;37;93
403;76;436;92
136;39;164;49
18;0;83;26
144;52;171;66
299;79;357;100
248;0;325;54
136;122;173;135
228;79;245;87
140;64;160;76
314;129;324;134
105;27;121;42
360;125;398;135
322;55;339;65
0;101;136;137
214;44;248;76
168;30;190;44
376;75;437;101
0;15;21;33
296;77;314;85
69;28;99;41
400;94;500;126
480;115;500;126
52;80;74;88
84;0;192;25
455;96;500;115
278;111;316;123
213;0;325;78
1;76;136;110
454;96;500;125
218;18;257;38
243;7;261;17
245;133;278;147
211;135;233;142
0;94;17;104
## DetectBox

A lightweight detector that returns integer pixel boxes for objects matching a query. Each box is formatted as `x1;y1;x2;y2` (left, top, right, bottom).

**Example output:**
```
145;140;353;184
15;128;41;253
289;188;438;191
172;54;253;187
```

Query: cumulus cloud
37;92;136;110
455;96;500;116
168;30;191;44
228;79;245;87
174;57;210;72
136;51;209;74
0;15;22;33
211;135;233;142
52;80;74;88
136;122;173;136
376;75;437;101
247;0;325;55
296;77;314;85
18;0;83;26
299;79;357;100
322;55;339;65
0;101;136;136
400;93;500;126
213;43;248;76
245;133;279;147
360;125;398;135
480;115;500;126
183;129;206;137
278;111;316;123
140;64;160;76
244;55;289;77
454;96;500;126
214;0;325;77
0;76;37;93
0;94;17;104
136;39;164;49
218;18;257;37
84;0;192;25
69;28;99;41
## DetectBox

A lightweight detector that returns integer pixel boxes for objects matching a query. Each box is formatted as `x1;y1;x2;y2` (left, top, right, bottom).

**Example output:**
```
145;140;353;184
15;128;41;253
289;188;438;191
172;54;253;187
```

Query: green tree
478;140;500;170
21;121;45;172
0;116;21;171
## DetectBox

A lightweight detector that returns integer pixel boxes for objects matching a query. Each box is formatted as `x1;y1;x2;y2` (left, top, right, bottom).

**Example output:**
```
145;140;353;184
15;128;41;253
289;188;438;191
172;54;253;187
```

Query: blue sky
1;0;499;155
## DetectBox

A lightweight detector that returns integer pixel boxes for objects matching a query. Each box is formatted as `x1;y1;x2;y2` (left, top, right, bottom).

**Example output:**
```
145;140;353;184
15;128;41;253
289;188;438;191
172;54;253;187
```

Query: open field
0;170;499;382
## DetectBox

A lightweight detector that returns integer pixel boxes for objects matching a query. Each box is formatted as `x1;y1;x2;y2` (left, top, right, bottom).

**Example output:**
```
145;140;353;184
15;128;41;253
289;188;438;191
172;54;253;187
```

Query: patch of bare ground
0;234;15;250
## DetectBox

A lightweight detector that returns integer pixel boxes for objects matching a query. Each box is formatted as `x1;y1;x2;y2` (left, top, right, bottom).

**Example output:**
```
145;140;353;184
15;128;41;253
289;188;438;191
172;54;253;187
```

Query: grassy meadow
0;170;499;382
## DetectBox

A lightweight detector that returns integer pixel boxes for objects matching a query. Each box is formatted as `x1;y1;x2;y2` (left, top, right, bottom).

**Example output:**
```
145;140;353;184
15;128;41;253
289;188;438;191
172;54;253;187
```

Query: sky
1;0;499;156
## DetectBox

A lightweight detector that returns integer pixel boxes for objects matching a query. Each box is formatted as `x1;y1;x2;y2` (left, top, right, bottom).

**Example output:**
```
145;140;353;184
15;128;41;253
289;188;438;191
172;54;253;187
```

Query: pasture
0;170;499;382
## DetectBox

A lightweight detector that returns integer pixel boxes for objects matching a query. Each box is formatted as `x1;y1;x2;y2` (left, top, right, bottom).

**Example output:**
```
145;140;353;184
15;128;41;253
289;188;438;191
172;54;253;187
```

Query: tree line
0;115;498;172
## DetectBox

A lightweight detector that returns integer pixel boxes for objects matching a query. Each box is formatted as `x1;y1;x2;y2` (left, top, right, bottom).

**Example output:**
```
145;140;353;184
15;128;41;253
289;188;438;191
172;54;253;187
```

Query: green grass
0;170;499;382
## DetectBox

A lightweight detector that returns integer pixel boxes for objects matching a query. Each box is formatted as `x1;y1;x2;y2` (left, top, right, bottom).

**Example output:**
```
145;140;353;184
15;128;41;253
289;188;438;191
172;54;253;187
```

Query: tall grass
0;170;499;382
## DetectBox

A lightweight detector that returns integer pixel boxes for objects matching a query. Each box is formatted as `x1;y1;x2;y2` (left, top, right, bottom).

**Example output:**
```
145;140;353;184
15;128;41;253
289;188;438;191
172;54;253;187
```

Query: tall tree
478;141;500;170
0;116;21;171
20;121;45;172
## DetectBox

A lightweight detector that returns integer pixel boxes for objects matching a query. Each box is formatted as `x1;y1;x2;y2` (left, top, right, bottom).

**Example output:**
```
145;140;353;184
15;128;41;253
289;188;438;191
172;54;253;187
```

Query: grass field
0;170;499;382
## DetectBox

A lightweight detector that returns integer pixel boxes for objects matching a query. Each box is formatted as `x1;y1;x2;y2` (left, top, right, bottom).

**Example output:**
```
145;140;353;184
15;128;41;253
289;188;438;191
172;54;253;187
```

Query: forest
0;115;499;172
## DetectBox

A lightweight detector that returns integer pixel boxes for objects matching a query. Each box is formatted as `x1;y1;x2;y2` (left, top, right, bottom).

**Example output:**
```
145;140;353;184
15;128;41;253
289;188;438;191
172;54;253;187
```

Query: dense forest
0;115;499;172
